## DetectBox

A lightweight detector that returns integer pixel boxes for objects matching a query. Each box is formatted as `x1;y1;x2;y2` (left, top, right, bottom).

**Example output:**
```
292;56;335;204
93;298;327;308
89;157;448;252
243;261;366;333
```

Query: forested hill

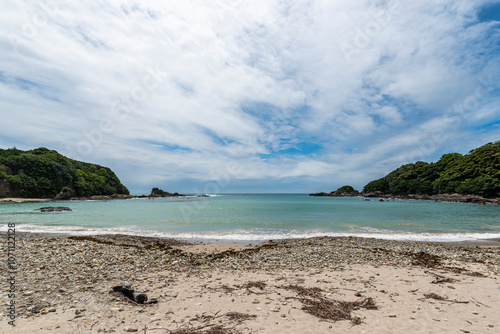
363;141;500;198
0;147;129;198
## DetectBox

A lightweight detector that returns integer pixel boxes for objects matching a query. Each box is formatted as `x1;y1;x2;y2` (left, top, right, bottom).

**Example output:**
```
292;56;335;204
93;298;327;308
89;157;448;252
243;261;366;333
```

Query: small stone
389;315;396;318
252;299;260;304
48;307;56;313
124;327;138;332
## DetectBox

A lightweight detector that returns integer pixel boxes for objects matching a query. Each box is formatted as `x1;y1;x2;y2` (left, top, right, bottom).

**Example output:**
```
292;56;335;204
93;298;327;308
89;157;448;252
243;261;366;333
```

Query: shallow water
1;194;499;242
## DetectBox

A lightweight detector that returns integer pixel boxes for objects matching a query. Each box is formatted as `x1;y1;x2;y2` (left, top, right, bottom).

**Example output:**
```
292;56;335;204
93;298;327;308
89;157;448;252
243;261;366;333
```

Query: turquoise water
1;194;499;242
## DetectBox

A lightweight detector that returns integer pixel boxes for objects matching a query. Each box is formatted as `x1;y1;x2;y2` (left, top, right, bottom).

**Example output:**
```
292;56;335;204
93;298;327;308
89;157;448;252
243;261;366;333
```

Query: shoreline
3;192;500;205
11;231;500;248
310;192;500;205
0;194;207;204
1;233;499;333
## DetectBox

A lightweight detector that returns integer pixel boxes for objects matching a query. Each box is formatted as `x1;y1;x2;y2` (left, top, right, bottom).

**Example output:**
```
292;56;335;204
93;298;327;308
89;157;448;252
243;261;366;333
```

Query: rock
124;327;138;332
309;186;360;197
36;207;72;212
34;303;50;313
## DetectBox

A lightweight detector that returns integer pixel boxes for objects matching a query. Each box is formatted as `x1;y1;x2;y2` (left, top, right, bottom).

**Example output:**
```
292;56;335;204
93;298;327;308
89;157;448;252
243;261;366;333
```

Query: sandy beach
1;234;499;334
0;198;52;203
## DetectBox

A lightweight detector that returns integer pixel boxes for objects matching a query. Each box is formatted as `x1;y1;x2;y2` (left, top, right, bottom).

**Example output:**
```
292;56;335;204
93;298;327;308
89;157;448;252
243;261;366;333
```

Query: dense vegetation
0;147;129;198
150;187;183;197
363;141;500;198
310;185;360;197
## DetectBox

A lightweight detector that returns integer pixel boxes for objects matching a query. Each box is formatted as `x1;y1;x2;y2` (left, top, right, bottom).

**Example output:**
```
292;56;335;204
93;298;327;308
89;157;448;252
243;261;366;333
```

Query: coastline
0;198;52;203
0;194;204;204
3;192;500;205
310;192;500;205
1;234;499;333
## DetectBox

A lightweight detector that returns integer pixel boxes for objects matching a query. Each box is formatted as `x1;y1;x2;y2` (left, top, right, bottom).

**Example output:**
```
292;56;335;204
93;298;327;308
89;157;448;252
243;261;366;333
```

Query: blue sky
0;0;499;194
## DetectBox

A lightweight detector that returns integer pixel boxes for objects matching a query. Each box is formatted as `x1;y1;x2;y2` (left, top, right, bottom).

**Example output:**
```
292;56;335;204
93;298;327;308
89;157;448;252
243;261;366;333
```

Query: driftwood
111;286;157;304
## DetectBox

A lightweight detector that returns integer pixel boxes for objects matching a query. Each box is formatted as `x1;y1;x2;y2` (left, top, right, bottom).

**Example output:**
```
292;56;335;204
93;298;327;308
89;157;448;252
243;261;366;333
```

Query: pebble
9;234;500;320
124;327;138;332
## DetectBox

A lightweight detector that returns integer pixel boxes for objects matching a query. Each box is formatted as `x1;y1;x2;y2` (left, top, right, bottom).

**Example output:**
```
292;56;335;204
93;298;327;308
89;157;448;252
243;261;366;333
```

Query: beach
1;234;499;333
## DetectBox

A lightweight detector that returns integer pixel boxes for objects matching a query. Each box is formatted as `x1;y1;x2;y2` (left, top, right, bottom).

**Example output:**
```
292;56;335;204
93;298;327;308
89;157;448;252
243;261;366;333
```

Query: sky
0;0;499;194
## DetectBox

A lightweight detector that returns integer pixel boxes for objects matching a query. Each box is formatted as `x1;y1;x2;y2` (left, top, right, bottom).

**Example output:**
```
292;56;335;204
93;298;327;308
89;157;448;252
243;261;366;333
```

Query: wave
3;224;500;242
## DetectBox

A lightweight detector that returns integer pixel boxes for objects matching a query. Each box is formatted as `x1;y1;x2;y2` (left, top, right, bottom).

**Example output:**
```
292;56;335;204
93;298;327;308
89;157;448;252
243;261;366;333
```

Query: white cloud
0;0;498;192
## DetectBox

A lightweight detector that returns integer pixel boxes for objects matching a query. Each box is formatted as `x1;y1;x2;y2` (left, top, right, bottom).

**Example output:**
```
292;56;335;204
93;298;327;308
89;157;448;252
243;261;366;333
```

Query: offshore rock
36;206;72;212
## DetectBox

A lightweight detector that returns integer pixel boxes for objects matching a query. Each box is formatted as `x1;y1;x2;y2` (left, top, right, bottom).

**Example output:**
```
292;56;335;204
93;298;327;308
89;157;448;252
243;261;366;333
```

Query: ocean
1;194;499;242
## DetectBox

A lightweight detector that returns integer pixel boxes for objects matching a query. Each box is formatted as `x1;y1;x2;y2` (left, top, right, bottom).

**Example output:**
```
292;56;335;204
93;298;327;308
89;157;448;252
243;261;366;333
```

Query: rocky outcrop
310;190;499;205
35;207;72;212
363;193;499;205
310;185;360;197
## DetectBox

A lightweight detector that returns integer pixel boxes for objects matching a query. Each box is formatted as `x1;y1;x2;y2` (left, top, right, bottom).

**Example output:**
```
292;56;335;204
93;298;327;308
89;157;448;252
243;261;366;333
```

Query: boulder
36;207;72;212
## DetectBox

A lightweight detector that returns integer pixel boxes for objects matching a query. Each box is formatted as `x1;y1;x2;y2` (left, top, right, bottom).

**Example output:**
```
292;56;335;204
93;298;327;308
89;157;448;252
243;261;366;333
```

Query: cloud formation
0;0;499;193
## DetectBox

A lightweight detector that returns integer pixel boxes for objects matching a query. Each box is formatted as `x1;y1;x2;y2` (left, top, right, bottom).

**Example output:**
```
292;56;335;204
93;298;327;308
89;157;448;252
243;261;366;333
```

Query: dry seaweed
169;312;256;334
223;312;257;321
409;251;441;267
281;285;324;299
169;325;237;334
218;285;237;294
442;266;487;278
425;271;459;284
464;271;487;277
300;297;377;324
242;281;267;290
424;293;446;300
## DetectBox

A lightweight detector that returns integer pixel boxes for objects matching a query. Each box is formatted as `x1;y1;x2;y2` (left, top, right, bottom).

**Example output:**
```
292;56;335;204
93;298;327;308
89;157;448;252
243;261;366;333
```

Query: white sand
2;263;498;333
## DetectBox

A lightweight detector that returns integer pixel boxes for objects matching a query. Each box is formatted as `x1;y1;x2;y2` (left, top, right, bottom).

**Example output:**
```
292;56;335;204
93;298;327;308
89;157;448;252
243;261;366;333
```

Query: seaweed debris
300;297;378;324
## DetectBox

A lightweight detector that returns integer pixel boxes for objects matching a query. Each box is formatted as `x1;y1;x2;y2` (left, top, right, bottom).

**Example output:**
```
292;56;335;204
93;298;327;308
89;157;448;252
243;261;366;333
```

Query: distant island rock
0;147;129;199
148;187;185;198
35;206;72;212
310;185;360;197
